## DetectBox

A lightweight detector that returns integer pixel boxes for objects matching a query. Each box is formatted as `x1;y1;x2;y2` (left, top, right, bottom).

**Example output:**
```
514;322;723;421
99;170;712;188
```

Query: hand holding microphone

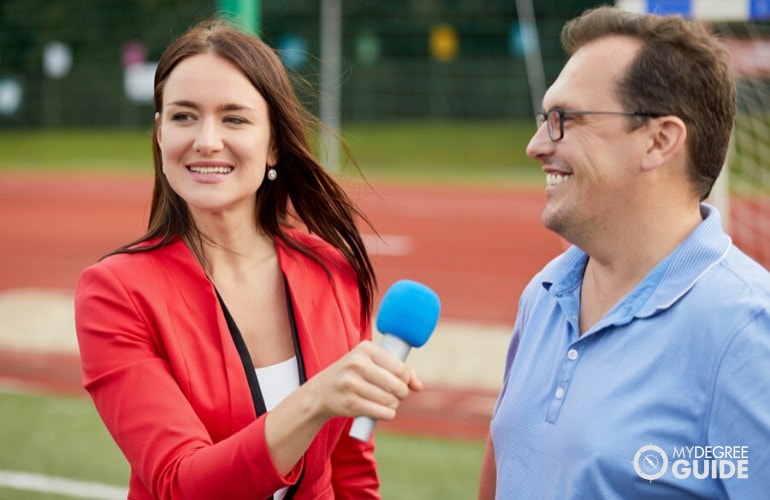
349;279;441;442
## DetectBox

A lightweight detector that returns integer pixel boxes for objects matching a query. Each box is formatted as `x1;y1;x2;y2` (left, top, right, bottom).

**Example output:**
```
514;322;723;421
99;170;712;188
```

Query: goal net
719;25;770;269
617;0;770;269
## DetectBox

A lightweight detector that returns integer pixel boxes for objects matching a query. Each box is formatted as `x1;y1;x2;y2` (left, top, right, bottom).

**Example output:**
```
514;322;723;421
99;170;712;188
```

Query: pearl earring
267;168;277;181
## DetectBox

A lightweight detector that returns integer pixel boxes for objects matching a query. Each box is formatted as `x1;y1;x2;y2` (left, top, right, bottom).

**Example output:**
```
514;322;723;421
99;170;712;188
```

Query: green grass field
0;120;543;186
0;390;484;499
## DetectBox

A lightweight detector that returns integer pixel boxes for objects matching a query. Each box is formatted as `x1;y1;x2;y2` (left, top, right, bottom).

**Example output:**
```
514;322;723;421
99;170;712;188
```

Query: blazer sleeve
323;251;380;498
331;419;380;498
274;228;383;497
75;260;302;500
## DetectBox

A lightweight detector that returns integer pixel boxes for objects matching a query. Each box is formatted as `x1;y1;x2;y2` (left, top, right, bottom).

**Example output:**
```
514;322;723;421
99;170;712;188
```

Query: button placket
545;344;582;423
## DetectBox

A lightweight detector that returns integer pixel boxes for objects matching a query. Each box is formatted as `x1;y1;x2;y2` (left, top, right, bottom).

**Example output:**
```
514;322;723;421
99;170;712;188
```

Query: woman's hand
307;340;424;422
264;340;422;475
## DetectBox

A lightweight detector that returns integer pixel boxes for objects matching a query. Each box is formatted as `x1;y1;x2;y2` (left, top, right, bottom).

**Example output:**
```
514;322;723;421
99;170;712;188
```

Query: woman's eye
224;116;246;124
170;112;193;122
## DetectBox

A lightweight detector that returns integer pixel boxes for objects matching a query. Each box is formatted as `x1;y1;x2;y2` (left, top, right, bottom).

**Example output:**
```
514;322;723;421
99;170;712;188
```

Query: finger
330;370;402;421
406;366;424;392
358;342;424;397
336;351;406;407
317;342;417;420
369;342;406;369
349;398;399;422
303;363;395;421
346;342;411;397
363;342;414;384
361;360;412;401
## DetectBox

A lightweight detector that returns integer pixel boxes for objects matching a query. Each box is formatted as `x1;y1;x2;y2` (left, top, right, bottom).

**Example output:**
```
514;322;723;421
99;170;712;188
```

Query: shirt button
567;349;578;360
555;387;565;399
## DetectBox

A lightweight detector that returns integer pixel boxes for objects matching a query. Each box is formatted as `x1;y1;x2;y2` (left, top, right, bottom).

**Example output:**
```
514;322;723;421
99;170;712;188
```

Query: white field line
361;233;412;256
0;470;127;499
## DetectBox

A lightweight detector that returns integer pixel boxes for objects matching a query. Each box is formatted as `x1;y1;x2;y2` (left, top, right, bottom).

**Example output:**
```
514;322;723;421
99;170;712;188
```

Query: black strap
216;289;267;415
216;276;306;498
284;275;307;385
281;276;305;499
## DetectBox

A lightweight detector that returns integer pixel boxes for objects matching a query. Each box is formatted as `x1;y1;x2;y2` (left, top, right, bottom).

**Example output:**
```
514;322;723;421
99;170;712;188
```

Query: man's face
526;36;651;245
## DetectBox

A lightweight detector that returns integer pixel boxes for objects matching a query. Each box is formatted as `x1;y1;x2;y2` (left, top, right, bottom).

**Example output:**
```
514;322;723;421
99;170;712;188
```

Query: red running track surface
0;172;563;440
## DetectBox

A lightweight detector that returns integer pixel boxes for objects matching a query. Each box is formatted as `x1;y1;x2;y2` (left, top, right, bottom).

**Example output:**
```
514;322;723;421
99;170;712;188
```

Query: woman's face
156;52;277;220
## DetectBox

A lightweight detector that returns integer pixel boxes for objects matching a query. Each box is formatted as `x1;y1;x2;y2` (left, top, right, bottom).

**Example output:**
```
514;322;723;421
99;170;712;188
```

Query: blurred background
0;0;604;129
0;1;768;498
1;0;767;264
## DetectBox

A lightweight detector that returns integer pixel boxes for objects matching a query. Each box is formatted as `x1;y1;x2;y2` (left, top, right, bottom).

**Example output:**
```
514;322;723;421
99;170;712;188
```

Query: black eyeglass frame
536;109;664;142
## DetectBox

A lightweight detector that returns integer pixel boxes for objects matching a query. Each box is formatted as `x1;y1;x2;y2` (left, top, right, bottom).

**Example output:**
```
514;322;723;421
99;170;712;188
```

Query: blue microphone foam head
375;280;440;347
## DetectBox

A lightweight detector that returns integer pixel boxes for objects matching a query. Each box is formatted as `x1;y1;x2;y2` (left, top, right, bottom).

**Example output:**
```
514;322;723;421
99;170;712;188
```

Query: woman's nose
193;119;224;154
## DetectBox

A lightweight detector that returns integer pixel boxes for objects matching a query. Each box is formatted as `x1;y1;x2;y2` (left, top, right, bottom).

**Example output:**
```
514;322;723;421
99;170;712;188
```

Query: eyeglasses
536;108;664;142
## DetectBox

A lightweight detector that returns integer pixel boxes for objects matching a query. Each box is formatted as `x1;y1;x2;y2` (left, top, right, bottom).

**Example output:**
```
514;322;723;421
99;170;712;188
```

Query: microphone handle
348;335;413;442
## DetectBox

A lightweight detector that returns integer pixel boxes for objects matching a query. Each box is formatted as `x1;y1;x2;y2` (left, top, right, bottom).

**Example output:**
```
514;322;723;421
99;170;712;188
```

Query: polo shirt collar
636;204;731;317
542;204;731;327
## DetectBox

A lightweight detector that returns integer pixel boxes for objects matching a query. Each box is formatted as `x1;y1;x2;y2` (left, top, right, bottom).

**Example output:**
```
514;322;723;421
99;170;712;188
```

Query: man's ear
641;115;687;171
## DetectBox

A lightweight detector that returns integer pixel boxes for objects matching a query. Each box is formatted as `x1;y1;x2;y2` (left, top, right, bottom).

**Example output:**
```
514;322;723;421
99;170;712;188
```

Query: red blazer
75;230;378;499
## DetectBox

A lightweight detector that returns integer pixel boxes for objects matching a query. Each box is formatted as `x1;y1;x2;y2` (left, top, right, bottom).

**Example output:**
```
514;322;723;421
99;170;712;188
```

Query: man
479;6;770;499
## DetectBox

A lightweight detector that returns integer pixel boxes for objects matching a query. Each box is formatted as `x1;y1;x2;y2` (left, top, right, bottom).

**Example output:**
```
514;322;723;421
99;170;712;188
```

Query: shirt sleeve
494;277;538;413
75;263;301;500
707;306;770;497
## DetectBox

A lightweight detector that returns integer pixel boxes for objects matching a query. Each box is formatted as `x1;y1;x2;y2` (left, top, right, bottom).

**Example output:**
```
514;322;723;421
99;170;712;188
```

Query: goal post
617;0;770;269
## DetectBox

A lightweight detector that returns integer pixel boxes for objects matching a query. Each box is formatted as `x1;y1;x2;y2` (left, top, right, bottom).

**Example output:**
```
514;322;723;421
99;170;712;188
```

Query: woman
74;18;421;499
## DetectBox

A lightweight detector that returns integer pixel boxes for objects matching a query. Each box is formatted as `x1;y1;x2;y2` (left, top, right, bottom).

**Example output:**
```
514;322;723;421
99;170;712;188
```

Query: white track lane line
361;234;412;256
0;470;127;499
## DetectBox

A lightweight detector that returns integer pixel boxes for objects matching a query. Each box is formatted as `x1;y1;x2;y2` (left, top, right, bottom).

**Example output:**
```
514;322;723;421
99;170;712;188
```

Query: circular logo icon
634;444;669;481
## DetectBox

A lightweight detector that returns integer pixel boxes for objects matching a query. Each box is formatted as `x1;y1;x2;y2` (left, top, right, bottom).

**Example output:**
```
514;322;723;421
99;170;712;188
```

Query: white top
254;356;300;411
255;356;300;500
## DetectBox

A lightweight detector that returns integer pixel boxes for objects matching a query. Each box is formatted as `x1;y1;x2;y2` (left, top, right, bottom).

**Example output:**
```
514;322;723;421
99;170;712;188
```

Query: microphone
349;279;441;442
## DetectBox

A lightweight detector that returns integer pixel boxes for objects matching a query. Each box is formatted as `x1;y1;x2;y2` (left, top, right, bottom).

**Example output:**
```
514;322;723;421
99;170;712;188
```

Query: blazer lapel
154;240;258;434
278;240;354;382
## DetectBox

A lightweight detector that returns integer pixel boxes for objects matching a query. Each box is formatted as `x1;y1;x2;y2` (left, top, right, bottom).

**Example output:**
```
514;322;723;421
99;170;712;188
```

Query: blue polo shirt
490;205;770;499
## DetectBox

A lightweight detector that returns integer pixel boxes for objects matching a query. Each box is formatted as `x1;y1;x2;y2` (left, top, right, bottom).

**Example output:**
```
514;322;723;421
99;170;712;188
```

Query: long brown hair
112;18;376;321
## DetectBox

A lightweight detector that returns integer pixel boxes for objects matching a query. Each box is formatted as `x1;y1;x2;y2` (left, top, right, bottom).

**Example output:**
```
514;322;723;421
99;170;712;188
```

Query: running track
0;173;563;320
0;172;563;440
2;173;766;441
